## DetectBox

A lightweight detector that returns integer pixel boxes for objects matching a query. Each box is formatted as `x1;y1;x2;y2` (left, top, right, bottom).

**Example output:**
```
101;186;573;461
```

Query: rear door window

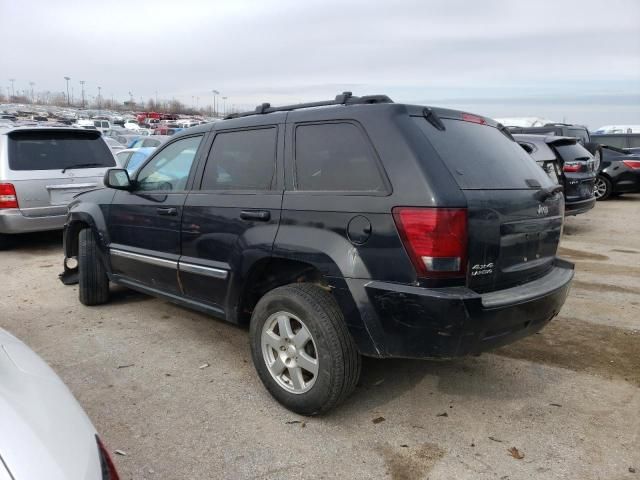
7;130;116;171
414;118;552;189
200;127;277;191
553;143;592;162
294;122;386;192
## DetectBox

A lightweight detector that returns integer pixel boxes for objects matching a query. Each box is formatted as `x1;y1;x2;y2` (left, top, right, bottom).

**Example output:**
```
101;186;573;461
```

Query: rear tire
594;175;612;201
78;228;110;305
249;283;361;415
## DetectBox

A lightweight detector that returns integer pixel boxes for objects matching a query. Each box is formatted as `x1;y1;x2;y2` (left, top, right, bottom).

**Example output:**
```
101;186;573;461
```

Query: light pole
64;76;71;106
9;78;15;99
97;86;102;110
79;80;86;108
212;90;219;117
29;82;35;104
222;96;227;116
155;90;158;108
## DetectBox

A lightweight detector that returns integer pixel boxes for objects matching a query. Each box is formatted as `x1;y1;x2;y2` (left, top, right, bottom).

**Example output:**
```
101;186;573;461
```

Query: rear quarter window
294;122;387;192
414;118;553;189
7;130;116;171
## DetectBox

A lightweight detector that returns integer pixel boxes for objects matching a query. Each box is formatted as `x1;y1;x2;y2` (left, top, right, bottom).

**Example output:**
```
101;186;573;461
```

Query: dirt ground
2;195;639;480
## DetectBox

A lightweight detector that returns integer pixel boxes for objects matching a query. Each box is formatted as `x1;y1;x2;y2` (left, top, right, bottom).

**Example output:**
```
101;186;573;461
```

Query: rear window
553;143;592;162
8;130;116;171
414;118;553;189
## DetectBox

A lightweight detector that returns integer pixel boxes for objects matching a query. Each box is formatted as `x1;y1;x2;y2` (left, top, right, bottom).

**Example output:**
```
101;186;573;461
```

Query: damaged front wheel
78;228;110;306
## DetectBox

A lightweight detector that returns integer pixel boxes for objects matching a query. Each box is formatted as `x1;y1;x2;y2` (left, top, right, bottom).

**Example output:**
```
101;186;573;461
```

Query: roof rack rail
224;92;393;119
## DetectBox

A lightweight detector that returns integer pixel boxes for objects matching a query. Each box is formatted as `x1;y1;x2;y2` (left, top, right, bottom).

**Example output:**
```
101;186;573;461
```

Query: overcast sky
2;0;639;127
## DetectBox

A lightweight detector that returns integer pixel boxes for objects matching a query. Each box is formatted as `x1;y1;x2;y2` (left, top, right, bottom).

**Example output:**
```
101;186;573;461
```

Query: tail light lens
96;435;120;480
623;160;640;169
392;207;467;279
0;183;19;209
563;162;581;173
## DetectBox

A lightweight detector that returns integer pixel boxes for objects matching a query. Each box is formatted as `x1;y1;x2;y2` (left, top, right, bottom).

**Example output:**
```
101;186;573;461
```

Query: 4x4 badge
537;204;549;216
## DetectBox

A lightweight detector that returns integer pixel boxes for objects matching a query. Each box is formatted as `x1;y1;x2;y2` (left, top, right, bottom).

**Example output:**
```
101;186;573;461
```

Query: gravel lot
2;196;639;480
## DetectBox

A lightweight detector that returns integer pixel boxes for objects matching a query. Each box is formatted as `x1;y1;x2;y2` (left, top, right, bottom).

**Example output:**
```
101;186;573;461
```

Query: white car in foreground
0;328;120;479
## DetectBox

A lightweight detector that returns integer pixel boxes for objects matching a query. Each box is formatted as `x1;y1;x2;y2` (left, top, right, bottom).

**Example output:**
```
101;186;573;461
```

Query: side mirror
104;168;133;190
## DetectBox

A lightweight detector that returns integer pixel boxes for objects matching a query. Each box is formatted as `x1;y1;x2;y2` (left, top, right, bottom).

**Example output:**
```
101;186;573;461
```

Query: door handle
240;210;271;221
157;207;177;216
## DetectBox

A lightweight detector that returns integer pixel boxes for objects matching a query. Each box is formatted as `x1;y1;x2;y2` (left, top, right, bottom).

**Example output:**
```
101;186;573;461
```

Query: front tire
78;228;110;305
249;283;361;415
594;175;613;201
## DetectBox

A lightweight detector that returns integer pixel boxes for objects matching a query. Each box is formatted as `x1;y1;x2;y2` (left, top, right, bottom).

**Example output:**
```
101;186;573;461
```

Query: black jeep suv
61;93;574;414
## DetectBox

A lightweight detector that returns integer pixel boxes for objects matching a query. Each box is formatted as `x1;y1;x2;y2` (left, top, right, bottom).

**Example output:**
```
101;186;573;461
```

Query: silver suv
0;127;116;248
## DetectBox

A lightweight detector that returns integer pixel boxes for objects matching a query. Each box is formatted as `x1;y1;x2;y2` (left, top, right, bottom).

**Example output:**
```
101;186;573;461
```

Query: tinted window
414;118;553;189
136;135;203;191
8;130;116;171
567;128;589;144
126;150;150;173
201;128;277;190
554;143;593;162
116;151;133;165
294;123;385;191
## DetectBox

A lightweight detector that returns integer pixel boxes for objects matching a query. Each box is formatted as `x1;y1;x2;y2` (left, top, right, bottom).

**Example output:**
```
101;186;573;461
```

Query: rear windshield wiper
62;163;105;173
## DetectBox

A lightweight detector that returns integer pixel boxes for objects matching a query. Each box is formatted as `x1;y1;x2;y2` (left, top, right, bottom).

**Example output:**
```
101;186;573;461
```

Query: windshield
8;130;116;171
414;117;553;189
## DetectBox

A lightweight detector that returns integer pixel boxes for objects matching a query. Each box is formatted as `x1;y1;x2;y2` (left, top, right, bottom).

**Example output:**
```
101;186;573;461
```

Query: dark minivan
61;94;573;414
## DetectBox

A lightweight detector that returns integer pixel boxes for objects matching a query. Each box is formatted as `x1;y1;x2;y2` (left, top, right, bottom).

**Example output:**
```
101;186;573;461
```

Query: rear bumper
565;197;596;216
347;258;574;358
0;209;66;234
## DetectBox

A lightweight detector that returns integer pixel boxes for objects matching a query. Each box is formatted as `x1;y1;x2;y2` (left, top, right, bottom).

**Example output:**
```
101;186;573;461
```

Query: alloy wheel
261;311;319;394
594;177;607;199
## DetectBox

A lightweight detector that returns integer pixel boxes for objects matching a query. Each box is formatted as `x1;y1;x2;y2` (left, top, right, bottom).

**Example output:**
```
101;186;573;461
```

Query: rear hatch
548;139;596;203
7;129;116;216
413;112;563;293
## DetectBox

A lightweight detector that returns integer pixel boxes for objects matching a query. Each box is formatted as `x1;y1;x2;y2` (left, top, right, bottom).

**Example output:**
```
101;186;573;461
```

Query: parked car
60;93;574;414
152;127;183;136
591;133;640;155
123;120;141;130
128;135;170;149
0;127;117;249
594;146;640;200
0;327;120;480
508;123;602;169
102;136;127;154
515;134;596;215
77;119;111;133
115;147;156;174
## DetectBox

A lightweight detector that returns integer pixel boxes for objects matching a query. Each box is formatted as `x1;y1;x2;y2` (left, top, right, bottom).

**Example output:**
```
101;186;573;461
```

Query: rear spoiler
544;136;577;147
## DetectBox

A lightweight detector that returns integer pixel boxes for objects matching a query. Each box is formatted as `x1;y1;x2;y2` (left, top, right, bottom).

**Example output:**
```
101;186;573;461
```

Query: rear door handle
157;207;177;216
240;210;270;221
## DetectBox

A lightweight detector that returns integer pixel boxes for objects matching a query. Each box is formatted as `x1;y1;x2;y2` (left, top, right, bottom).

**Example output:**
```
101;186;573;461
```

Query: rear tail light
96;435;120;480
0;183;19;209
392;207;467;279
563;162;581;173
623;160;640;169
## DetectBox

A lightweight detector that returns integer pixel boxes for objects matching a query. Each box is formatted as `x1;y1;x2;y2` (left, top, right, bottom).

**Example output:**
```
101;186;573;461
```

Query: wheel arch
229;255;380;356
